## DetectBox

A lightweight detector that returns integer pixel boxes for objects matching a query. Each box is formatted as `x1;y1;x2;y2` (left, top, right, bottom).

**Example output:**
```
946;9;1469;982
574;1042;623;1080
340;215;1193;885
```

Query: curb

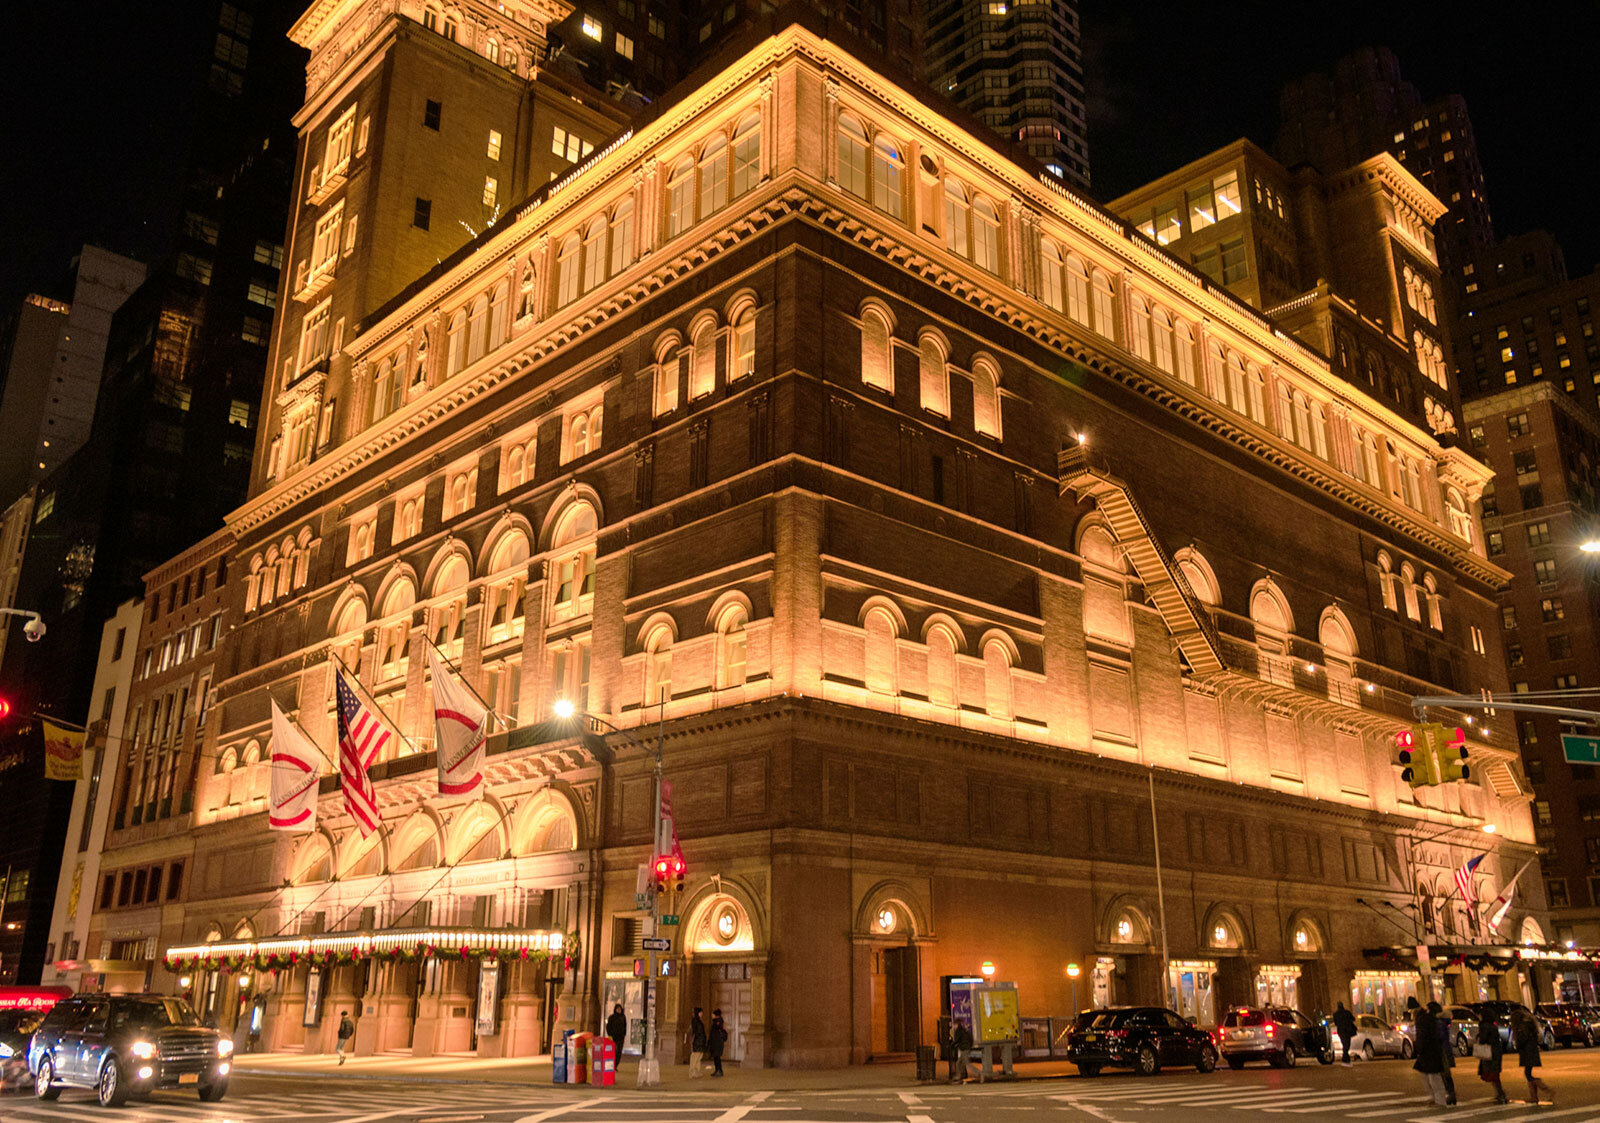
229;1065;1075;1090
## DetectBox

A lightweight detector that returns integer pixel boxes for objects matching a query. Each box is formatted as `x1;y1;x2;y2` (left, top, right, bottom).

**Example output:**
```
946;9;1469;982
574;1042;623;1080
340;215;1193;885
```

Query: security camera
22;617;45;643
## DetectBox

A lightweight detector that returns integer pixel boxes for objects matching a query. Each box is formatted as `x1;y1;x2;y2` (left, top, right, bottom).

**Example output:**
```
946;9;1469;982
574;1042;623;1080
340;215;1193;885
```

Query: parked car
1344;1013;1413;1060
1066;1006;1218;1076
1;1008;49;1091
1217;1006;1332;1068
1535;1003;1600;1047
28;994;232;1107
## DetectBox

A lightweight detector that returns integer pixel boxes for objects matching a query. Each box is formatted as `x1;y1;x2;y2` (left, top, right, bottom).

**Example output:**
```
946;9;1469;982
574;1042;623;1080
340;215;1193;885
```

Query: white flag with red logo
426;648;487;796
268;700;321;832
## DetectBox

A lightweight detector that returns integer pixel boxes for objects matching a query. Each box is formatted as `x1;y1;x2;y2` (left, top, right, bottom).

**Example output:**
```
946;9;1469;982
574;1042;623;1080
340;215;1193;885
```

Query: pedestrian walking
1411;1002;1448;1106
606;1003;628;1067
688;1007;708;1078
949;1017;973;1084
1332;1003;1357;1065
1475;1011;1508;1105
335;1011;355;1065
709;1008;728;1077
1510;1007;1553;1105
1429;1002;1457;1105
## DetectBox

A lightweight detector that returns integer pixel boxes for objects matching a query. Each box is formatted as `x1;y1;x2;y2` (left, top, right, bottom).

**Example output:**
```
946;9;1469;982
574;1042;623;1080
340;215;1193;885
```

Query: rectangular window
253;240;283;268
1534;558;1558;583
1547;878;1570;908
1536;800;1554;826
615;31;634;59
487;129;502;160
297;299;334;372
1557;673;1580;690
311;201;344;275
1549;635;1573;660
414;197;432;230
1527;521;1552;547
423;99;442;130
1502;605;1517;630
1151;203;1180;245
247;282;277;309
1219;237;1248;285
648;12;665;36
1541;597;1565;621
581;13;602;38
1486;531;1503;556
1521;483;1543;509
483;176;498;207
324;105;356;178
1507;412;1531;437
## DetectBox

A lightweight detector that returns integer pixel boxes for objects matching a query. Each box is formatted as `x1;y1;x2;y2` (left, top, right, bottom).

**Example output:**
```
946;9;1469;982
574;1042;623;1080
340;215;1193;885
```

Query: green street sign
662;914;680;926
1562;734;1600;765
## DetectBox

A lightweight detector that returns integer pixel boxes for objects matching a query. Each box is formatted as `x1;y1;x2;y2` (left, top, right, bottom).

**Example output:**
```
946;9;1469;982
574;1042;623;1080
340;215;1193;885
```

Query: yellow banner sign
42;721;84;781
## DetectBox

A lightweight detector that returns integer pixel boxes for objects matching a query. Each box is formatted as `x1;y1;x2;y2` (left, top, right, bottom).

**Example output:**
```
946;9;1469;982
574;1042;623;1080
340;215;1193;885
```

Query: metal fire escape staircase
1057;441;1226;679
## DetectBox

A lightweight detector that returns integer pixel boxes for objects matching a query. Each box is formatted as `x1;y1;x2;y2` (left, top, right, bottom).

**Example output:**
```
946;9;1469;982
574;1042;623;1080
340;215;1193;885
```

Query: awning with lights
164;927;566;972
1364;943;1600;973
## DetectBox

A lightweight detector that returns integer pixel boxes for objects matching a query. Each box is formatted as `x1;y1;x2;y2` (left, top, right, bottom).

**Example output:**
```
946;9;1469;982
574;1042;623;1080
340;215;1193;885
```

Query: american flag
1455;852;1486;905
335;669;386;835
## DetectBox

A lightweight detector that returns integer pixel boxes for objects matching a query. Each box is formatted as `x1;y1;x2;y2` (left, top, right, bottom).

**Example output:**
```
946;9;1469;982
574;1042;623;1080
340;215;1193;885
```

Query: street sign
661;914;680;926
1562;734;1600;765
641;937;671;952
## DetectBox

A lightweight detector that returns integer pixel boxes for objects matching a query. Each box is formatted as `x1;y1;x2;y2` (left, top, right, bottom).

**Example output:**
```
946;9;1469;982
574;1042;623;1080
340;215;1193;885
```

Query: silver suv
1219;1006;1332;1068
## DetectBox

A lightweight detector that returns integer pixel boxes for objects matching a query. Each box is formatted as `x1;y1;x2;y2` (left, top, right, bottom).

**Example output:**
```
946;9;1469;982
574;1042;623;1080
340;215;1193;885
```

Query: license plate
1084;1033;1096;1042
178;1073;199;1085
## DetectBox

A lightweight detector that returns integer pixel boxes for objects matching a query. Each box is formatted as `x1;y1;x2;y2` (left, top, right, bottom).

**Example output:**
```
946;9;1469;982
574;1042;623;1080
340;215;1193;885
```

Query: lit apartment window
552;126;592;163
311;201;344;275
1186;171;1240;232
483;176;498;207
297;299;333;372
615;32;634;59
324;106;356;179
487;129;502;160
253;240;283;268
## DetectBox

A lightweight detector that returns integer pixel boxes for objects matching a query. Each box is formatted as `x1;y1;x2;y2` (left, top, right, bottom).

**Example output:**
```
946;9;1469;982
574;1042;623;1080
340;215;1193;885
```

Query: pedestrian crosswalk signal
1440;726;1470;783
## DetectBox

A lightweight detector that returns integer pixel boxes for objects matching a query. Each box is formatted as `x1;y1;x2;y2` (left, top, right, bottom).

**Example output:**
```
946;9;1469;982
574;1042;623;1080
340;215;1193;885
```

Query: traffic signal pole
639;695;665;1090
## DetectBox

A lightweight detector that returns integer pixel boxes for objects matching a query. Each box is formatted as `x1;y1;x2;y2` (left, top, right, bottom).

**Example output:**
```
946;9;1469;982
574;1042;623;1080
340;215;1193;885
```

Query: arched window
609;199;635;276
863;606;898;695
1319;608;1357;701
1151;309;1175;373
1276;381;1296;438
699;136;729;218
429;553;470;650
925;625;958;708
378;575;416;676
1090;270;1115;340
667;156;694;237
1446;488;1473;543
1204;342;1226;401
1362;432;1381;489
1173;321;1197;386
489;282;509;349
1040;239;1065;313
467;294;489;363
918;332;949;416
942;178;972;258
729;300;756;382
653;334;680;416
860;304;893;392
550;503;598;620
1376;552;1399;613
1423;572;1443;631
556;233;580;307
1065;255;1090;324
1174;547;1220;606
982;638;1013;720
1129;294;1152;361
836;114;869;200
690;317;717;399
581;214;607;293
1227;353;1248;415
1310;402;1329;459
1250;582;1292;644
1293;391;1314;450
731;112;761;197
446;310;467;376
972;198;999;273
715;604;748;689
971;357;1002;439
372;359;395;423
1248;365;1267;423
1384;440;1403;500
871;131;904;219
643;623;673;706
484;530;530;645
1400;561;1422;622
568;406;602;458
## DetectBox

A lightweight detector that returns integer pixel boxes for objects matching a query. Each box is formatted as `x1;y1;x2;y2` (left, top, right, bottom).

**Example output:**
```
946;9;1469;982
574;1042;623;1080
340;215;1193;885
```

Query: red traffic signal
652;855;685;893
0;696;10;722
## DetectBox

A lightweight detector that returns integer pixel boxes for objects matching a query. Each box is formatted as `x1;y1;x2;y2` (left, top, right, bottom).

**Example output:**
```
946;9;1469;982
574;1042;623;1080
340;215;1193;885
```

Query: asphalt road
4;1048;1600;1122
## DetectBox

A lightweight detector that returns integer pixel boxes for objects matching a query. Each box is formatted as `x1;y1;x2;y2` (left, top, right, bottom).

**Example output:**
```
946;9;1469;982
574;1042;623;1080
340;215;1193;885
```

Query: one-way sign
1563;734;1600;765
642;936;672;952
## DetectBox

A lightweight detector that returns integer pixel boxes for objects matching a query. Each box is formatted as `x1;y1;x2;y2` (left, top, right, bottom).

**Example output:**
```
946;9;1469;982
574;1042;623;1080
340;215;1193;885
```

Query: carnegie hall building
89;0;1551;1068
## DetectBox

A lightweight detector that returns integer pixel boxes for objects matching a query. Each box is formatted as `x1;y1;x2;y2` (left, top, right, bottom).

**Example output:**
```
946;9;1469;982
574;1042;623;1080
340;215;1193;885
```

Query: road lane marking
897;1091;923;1107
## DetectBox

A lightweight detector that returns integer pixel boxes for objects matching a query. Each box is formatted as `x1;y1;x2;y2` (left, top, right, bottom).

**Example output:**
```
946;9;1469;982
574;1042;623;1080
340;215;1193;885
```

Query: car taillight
1265;1024;1275;1037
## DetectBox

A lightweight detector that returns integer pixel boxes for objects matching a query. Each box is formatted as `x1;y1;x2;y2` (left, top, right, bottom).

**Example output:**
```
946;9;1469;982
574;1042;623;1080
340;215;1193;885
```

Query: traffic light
1439;726;1470;783
0;695;10;722
1394;728;1424;786
652;855;685;895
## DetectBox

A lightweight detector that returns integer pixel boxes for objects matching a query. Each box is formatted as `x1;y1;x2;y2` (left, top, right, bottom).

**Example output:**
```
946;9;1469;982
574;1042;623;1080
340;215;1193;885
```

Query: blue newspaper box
552;1029;573;1082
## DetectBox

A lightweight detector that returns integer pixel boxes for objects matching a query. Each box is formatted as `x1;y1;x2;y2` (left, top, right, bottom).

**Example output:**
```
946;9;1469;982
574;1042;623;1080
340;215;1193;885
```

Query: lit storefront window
1168;960;1216;1026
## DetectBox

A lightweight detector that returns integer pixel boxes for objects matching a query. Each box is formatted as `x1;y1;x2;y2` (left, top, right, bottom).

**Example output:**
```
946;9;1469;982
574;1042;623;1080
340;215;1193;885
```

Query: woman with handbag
1475;1011;1507;1105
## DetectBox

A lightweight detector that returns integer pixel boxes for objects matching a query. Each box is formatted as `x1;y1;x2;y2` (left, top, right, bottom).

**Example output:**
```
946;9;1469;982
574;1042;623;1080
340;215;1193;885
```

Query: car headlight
217;1039;234;1057
130;1041;156;1060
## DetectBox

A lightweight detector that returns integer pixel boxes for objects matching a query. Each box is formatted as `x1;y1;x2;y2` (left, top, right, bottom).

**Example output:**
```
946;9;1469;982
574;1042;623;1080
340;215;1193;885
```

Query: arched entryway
854;886;928;1058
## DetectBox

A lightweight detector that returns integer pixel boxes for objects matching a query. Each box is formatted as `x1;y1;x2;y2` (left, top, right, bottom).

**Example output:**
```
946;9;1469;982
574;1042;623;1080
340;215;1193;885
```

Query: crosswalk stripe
1345;1096;1455;1117
1409;1109;1600;1123
1262;1092;1426;1113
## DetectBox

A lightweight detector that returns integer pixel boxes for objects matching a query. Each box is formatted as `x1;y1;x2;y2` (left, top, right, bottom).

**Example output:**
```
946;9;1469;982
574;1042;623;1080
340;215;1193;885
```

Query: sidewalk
231;1050;1080;1091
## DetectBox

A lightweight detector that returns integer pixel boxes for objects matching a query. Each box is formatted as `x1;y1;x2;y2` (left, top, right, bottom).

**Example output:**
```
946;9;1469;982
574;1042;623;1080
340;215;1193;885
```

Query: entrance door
710;981;751;1064
884;946;920;1052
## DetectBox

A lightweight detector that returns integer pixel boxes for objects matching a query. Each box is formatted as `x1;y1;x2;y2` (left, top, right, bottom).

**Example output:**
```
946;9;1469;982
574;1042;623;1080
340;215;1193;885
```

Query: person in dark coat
1411;1004;1448;1106
1332;1003;1358;1065
950;1017;974;1083
709;1008;729;1077
688;1007;708;1078
1429;1002;1457;1105
1477;1011;1508;1105
605;1003;628;1066
1511;1007;1552;1105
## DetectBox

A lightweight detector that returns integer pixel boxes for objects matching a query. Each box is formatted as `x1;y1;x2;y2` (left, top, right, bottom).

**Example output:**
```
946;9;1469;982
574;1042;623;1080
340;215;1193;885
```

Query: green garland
164;940;573;975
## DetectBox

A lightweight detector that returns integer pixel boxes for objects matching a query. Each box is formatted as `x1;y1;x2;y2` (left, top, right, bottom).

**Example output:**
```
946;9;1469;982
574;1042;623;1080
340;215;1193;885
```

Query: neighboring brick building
86;9;1560;1068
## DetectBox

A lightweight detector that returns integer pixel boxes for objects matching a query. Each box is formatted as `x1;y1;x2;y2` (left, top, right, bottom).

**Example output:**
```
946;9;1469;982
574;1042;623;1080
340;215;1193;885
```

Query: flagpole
424;635;506;732
330;651;422;756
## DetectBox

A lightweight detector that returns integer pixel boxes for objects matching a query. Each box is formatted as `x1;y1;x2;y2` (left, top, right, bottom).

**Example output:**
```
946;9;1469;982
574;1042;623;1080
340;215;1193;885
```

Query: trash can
593;1037;616;1086
553;1030;571;1083
915;1045;937;1082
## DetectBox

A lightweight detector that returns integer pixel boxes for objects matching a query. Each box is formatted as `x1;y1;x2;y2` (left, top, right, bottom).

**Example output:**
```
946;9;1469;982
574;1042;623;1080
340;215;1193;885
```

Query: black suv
28;994;232;1107
1066;1006;1219;1076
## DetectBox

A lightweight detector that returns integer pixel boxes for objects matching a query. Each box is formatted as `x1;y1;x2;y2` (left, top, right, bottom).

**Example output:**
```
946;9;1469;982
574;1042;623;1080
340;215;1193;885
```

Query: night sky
3;2;1599;308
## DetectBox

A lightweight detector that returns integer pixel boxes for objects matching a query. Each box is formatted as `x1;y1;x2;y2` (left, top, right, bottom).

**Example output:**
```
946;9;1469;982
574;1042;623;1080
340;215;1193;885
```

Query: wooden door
710;981;751;1063
885;945;920;1052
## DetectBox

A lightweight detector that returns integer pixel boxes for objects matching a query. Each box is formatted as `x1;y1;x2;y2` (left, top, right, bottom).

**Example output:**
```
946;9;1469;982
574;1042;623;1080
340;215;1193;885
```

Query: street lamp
554;698;666;1088
1581;541;1600;554
980;961;996;977
1066;963;1081;1014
